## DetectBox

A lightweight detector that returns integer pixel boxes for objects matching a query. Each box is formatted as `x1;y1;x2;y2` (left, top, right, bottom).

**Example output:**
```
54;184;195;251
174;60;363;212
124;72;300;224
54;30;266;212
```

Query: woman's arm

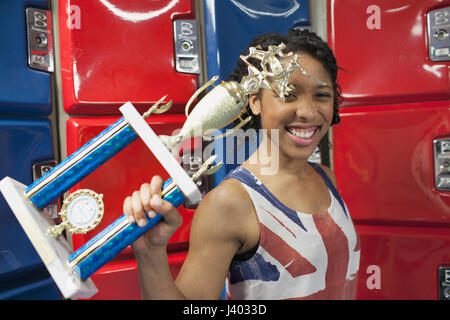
124;177;253;299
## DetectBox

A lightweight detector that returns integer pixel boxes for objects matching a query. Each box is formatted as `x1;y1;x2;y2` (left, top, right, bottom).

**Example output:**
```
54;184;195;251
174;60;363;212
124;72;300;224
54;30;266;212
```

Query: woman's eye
316;92;331;99
283;92;297;101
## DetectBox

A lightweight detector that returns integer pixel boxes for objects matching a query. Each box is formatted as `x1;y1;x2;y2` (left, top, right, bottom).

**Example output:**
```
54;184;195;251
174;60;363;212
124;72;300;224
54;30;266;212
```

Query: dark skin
123;53;337;299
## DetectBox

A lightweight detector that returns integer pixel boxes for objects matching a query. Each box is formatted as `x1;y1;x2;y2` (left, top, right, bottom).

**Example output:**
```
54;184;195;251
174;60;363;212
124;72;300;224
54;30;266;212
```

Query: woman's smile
285;125;321;147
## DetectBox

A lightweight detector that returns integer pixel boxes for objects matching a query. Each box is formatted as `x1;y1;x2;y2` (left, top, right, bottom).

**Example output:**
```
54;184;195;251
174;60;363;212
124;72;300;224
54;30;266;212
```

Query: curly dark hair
227;28;342;130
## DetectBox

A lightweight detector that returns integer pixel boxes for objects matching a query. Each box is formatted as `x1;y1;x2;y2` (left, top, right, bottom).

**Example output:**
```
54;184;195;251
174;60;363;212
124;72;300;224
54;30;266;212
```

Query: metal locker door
0;119;59;299
0;1;52;116
58;0;199;115
328;0;450;299
0;0;59;299
328;0;450;107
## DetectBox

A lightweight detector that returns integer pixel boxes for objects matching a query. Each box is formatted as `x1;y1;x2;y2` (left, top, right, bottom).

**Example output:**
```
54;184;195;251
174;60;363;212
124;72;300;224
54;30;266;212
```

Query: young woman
123;29;360;300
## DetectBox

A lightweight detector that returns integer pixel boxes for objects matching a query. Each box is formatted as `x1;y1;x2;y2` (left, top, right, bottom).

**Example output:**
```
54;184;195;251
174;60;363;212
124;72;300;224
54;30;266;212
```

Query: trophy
0;102;206;299
0;43;320;299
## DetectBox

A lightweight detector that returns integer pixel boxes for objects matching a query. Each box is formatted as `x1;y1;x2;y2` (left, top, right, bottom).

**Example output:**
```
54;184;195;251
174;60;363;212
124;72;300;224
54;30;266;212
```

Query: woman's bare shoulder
198;178;254;219
317;163;337;187
187;177;256;260
174;178;256;298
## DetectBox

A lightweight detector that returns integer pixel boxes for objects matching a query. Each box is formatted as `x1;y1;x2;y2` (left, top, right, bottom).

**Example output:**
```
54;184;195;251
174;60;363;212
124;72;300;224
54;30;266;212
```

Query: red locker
356;224;450;299
328;0;450;299
328;0;449;107
58;0;198;115
333;101;450;226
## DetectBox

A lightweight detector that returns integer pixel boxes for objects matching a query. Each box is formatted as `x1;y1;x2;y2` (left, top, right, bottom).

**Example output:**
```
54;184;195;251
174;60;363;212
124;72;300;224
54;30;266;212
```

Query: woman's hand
123;175;182;250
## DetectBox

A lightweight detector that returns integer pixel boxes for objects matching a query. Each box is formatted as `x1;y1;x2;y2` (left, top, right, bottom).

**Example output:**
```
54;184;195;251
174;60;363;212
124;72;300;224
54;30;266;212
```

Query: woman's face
249;53;334;162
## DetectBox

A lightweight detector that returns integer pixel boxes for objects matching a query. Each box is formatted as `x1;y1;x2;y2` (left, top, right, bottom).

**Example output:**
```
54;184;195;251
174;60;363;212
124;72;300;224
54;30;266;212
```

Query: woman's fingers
132;190;148;227
139;183;151;212
123;176;182;231
123;176;167;227
149;175;178;226
123;195;134;223
150;176;164;197
150;195;182;229
123;176;183;249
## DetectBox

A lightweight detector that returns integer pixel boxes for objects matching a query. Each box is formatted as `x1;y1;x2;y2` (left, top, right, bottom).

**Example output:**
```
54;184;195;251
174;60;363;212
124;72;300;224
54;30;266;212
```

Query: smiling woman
125;28;360;300
247;52;334;162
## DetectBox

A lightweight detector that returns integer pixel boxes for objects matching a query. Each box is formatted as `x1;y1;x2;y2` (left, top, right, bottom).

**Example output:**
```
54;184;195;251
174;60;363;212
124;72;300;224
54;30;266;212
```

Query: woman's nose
295;98;315;120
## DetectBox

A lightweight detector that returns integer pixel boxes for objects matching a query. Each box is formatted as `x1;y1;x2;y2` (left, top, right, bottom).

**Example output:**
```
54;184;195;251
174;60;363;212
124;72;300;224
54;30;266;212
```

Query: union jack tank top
224;163;360;300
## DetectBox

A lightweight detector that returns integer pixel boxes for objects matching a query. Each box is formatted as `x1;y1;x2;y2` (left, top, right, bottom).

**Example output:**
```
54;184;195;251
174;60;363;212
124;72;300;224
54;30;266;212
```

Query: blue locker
0;118;60;299
202;0;311;183
0;0;51;116
0;0;60;299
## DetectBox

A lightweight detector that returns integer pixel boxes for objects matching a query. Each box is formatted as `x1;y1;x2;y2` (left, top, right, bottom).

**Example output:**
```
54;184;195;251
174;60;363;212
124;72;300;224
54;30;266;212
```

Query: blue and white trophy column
24;97;172;210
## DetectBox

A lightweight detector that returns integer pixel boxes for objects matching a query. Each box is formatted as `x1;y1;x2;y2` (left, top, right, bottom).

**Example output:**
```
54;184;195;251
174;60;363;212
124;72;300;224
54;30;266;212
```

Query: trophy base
0;177;98;299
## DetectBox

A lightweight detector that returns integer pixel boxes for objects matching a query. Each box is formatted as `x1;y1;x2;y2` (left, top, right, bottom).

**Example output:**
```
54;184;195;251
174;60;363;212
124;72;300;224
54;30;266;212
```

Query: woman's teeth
287;127;317;139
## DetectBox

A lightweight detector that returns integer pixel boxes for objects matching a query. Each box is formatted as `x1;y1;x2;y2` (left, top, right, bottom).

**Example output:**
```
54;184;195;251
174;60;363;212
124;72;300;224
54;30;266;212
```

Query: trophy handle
142;95;173;119
185;75;219;117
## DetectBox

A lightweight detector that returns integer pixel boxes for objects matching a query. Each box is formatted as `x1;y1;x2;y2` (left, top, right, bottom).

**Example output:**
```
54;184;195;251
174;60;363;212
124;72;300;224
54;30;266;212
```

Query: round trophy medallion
47;189;104;238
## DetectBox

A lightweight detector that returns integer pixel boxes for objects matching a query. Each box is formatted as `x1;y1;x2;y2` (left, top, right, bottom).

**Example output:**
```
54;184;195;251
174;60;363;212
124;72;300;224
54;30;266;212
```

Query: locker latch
438;266;450;300
26;8;54;72
427;6;450;62
32;160;59;219
433;137;450;191
173;20;200;74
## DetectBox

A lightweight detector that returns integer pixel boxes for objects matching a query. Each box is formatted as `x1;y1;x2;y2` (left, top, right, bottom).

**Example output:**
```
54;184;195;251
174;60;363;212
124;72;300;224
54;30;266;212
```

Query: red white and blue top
224;164;360;300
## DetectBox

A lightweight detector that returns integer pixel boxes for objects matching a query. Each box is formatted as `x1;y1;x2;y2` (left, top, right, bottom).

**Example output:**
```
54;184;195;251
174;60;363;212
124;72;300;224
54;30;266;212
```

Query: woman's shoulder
314;163;337;187
201;177;254;216
190;175;257;250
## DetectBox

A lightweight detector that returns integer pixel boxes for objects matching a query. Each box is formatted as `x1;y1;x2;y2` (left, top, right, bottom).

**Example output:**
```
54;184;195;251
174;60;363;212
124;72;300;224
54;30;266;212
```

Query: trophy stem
47;220;69;239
